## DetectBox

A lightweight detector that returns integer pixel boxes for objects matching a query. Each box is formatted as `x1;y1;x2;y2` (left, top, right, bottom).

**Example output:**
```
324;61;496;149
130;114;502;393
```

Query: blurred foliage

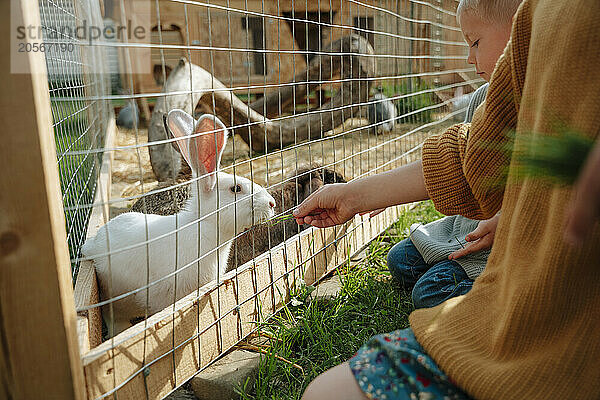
379;79;435;124
515;127;593;185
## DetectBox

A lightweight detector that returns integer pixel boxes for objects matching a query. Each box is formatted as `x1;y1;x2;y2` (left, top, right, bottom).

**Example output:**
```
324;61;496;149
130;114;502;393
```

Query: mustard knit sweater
410;0;600;399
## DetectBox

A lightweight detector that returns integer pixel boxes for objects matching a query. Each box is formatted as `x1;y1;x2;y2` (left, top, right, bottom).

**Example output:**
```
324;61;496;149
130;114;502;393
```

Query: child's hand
565;138;600;245
293;183;357;228
449;213;501;260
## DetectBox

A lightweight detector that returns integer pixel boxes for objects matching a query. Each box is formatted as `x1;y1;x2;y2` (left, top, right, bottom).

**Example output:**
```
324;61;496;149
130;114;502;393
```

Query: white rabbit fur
82;110;276;335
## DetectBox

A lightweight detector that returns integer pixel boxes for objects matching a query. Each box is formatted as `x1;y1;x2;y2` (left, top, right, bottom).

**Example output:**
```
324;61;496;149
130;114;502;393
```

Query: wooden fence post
0;0;86;398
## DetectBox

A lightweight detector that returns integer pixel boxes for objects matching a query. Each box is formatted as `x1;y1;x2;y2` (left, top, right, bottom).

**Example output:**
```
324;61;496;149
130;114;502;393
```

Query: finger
293;190;322;218
465;225;488;242
448;246;471;260
308;217;337;228
449;238;492;259
303;215;317;225
317;209;331;219
297;210;329;226
565;145;600;244
565;196;598;244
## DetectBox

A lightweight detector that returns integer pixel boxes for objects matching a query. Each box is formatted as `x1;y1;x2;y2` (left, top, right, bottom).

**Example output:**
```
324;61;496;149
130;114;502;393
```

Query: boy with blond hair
387;0;521;309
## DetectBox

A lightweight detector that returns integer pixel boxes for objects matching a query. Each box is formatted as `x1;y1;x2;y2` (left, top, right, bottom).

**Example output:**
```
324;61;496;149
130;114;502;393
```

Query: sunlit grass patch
238;201;442;400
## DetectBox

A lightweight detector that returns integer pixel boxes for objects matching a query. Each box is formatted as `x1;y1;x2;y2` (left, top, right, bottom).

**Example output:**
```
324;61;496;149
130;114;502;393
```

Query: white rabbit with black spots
82;110;276;335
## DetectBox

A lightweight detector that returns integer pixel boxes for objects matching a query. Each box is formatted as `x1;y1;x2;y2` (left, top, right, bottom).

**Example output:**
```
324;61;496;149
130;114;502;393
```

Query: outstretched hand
448;213;501;260
293;183;357;228
565;138;600;245
293;161;430;229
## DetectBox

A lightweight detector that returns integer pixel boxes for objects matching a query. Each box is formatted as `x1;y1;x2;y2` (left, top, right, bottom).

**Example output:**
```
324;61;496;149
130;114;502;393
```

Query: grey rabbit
227;165;347;271
130;180;191;215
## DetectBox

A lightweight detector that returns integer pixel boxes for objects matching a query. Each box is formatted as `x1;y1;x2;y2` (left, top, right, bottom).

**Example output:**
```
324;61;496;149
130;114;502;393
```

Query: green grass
51;100;100;280
238;202;443;400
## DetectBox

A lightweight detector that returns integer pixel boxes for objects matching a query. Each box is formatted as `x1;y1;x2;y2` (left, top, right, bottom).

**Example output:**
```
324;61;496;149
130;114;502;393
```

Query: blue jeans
387;238;473;309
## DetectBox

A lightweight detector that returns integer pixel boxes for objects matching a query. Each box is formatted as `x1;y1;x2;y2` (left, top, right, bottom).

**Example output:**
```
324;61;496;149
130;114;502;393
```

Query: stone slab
308;274;342;302
190;349;261;400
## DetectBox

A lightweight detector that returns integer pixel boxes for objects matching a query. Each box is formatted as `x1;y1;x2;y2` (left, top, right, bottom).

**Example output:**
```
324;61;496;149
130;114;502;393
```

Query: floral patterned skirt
348;328;472;400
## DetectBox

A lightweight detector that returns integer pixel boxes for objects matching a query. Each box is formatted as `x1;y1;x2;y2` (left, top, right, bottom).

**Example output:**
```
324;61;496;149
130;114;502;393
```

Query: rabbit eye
230;184;242;193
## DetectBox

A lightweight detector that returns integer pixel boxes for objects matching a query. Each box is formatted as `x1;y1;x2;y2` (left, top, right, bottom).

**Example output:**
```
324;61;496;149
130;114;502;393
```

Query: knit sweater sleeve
422;41;518;219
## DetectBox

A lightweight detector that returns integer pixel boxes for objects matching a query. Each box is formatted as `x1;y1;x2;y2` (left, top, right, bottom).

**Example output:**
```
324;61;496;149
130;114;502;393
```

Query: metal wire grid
40;0;112;281
46;0;482;397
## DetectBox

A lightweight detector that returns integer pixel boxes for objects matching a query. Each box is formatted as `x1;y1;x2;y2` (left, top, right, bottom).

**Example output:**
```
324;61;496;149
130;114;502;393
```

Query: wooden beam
457;71;481;91
75;262;102;354
201;35;375;153
0;0;85;398
276;0;376;12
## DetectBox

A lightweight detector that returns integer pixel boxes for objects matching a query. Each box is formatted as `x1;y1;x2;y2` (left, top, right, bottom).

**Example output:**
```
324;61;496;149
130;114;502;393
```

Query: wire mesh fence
37;0;482;397
40;0;113;280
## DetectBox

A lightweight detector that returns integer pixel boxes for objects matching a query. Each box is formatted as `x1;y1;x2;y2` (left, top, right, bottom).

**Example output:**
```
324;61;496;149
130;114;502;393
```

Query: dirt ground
110;115;456;217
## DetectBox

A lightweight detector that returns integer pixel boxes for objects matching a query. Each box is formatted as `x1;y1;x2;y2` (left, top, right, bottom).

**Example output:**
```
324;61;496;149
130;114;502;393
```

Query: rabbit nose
269;200;275;208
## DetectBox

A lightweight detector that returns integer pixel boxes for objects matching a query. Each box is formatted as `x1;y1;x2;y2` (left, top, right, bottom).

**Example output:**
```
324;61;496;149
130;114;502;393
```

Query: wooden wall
110;0;471;98
112;0;383;96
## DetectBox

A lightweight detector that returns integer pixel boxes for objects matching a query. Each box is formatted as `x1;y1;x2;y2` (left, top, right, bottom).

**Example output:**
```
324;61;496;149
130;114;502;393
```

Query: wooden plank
353;214;365;255
297;229;317;285
197;291;220;372
270;245;289;309
334;226;349;268
82;264;254;399
75;262;102;354
308;229;333;285
236;267;259;339
254;254;276;317
323;225;343;275
284;238;302;294
0;0;85;398
74;115;115;354
217;276;244;352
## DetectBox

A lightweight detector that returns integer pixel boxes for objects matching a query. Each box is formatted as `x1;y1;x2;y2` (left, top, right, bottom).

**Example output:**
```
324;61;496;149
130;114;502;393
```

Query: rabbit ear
166;109;195;167
188;114;228;192
163;113;184;156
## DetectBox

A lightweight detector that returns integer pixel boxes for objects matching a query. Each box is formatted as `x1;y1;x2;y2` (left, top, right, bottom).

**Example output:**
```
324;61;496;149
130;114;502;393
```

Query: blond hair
457;0;522;24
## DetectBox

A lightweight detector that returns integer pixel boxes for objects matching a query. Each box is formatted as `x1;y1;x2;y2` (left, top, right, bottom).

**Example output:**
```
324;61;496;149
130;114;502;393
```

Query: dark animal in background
367;90;397;133
130;180;191;215
116;101;140;129
227;165;347;271
130;164;347;271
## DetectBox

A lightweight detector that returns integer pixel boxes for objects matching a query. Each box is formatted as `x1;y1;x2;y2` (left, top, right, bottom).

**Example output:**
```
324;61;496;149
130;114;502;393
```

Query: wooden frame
0;0;85;398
